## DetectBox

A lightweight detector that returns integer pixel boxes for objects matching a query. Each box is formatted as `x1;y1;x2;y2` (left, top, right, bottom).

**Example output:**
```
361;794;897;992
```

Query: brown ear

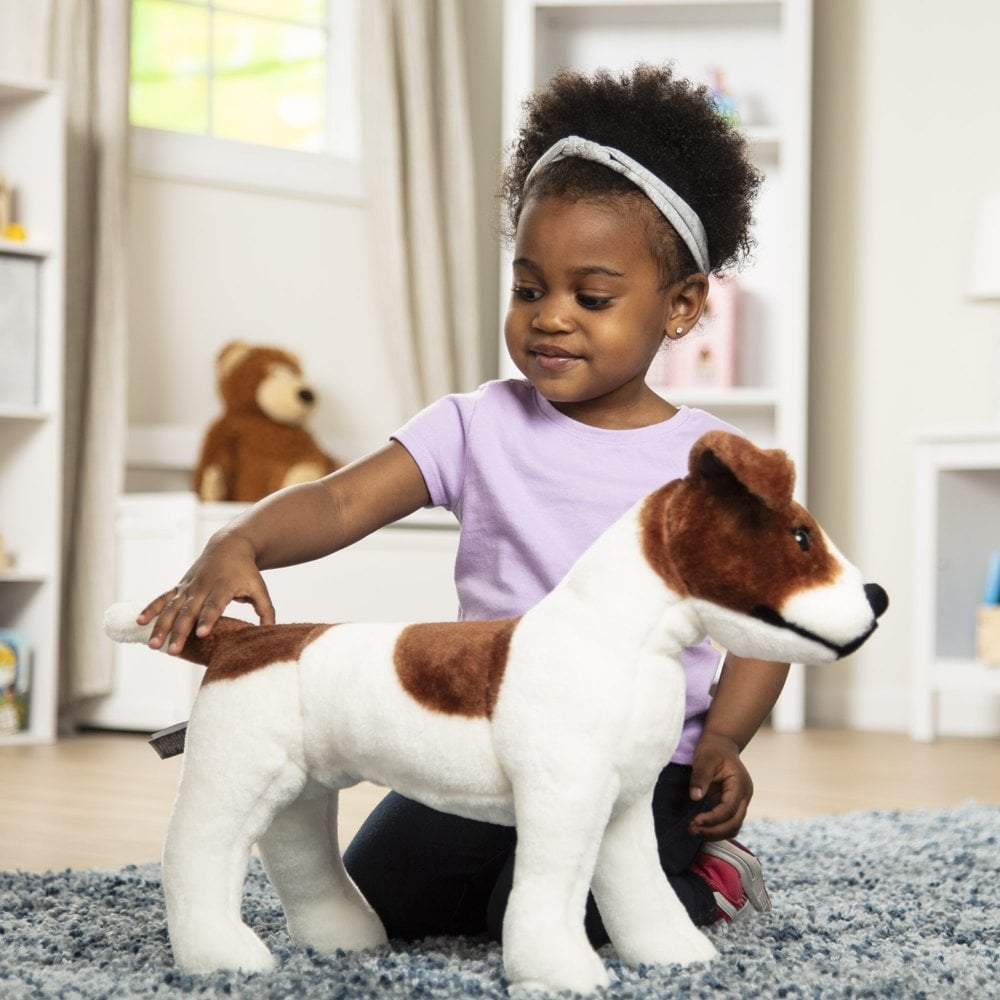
216;340;253;380
689;431;795;510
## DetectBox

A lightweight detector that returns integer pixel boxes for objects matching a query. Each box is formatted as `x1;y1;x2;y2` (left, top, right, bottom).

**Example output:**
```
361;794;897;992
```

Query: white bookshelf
500;0;813;729
0;77;65;743
911;430;1000;741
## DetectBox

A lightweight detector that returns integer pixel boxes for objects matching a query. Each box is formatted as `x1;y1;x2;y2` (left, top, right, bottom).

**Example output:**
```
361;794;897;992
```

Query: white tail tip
103;601;155;644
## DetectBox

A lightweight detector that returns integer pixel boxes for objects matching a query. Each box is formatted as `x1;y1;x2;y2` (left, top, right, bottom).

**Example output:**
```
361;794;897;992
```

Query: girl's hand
687;730;754;841
136;533;275;655
135;442;433;657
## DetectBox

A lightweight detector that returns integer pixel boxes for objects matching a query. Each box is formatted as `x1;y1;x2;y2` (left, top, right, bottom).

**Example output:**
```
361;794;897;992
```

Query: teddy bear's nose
298;388;315;405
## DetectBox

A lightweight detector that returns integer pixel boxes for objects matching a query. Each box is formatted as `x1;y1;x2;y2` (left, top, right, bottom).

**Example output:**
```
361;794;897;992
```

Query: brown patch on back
394;618;520;718
194;620;333;684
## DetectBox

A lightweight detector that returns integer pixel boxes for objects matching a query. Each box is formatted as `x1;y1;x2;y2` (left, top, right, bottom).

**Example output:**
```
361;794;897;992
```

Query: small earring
675;327;684;336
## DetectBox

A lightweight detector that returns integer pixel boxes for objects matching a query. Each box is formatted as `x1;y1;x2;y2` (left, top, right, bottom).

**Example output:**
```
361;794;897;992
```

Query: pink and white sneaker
689;839;772;923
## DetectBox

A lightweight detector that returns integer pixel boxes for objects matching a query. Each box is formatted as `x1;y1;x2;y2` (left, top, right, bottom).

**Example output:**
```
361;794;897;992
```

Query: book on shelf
647;275;739;392
0;629;30;735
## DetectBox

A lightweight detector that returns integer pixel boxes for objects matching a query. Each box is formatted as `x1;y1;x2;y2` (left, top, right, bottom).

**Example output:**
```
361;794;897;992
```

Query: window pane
130;0;209;134
213;14;325;150
219;0;326;25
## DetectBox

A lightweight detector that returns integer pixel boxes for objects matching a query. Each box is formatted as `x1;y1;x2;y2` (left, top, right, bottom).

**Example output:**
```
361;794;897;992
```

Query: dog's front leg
501;776;618;996
591;790;717;969
257;790;387;953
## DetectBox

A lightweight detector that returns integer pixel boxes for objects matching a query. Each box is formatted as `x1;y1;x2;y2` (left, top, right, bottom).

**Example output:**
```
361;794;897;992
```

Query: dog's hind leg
257;790;388;953
162;757;306;973
161;669;307;974
591;790;717;969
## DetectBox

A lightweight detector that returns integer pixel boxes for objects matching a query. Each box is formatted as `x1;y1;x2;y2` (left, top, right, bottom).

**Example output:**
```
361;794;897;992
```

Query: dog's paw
616;923;717;970
172;922;275;975
287;901;388;954
505;938;611;996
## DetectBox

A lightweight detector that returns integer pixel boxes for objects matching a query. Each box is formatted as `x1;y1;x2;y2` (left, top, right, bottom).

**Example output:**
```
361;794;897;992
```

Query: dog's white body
105;432;887;995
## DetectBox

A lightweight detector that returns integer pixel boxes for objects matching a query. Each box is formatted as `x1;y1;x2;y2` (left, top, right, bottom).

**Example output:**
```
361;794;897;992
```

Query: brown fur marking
196;621;333;684
658;433;840;614
394;618;520;718
640;484;688;596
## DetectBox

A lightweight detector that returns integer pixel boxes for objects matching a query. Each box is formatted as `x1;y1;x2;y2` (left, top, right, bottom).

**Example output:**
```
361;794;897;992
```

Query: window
129;0;363;201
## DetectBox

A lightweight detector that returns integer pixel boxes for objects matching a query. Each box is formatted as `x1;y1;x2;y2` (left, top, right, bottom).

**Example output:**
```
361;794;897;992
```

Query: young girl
139;64;784;940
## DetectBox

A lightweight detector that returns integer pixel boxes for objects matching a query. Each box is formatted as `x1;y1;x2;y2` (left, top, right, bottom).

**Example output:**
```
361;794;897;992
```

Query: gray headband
523;135;710;273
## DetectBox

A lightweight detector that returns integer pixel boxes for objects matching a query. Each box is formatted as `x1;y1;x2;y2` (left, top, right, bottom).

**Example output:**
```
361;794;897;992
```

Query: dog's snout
298;388;316;406
865;583;889;620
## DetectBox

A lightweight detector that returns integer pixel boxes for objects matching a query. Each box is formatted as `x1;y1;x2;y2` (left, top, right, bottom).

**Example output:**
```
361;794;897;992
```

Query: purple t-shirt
393;378;739;764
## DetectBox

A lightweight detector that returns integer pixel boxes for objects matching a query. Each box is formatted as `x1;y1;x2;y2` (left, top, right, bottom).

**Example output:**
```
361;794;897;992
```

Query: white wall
806;0;1000;734
123;0;1000;734
127;175;406;465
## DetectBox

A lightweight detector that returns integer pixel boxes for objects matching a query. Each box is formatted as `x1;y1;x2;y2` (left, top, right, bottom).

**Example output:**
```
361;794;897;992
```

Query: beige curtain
362;0;482;411
52;1;130;706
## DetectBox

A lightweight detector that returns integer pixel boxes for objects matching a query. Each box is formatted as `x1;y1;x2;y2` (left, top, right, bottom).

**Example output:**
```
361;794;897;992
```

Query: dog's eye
793;527;811;552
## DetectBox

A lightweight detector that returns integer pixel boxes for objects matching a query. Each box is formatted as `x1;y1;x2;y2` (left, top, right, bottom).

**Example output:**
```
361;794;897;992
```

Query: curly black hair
500;64;761;279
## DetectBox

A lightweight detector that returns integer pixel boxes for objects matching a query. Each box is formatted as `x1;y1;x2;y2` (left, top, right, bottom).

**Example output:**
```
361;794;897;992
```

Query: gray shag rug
2;803;998;999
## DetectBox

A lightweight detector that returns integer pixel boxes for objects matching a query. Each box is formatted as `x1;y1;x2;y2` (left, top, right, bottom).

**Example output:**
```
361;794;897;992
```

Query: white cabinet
500;0;812;729
0;77;65;744
911;431;1000;741
77;495;461;733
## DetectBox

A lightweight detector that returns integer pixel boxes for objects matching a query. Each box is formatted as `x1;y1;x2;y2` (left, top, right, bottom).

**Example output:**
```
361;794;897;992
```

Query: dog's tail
103;601;255;667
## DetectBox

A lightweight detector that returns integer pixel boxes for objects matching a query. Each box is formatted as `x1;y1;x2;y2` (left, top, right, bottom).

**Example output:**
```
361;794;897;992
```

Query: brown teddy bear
194;341;340;502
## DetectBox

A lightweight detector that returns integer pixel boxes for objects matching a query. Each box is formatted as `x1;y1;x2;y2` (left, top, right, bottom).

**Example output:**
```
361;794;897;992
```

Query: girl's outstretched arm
136;441;431;655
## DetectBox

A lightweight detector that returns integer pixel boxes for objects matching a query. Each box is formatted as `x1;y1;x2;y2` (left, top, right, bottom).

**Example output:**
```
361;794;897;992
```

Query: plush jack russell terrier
105;430;887;996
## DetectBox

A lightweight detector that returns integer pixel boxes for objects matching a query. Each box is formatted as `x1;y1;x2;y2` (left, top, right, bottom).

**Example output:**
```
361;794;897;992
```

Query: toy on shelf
708;68;740;125
0;174;26;242
106;430;888;994
0;630;30;735
194;341;341;503
977;551;1000;664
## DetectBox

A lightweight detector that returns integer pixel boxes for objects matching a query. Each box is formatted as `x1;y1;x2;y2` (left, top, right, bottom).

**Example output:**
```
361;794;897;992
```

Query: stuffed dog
105;431;887;995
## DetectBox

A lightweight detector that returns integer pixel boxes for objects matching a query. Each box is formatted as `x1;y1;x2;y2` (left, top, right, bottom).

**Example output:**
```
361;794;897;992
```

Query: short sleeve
391;390;480;511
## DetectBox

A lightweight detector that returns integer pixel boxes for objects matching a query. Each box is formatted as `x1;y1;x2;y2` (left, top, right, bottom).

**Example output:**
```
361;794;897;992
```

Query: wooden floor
1;728;998;873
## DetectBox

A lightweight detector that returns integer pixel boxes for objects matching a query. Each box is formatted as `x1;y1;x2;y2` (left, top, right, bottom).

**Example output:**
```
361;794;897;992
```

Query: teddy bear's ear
689;431;795;510
216;341;253;380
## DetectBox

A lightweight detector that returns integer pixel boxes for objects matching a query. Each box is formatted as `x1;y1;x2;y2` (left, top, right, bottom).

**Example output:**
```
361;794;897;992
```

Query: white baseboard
807;676;1000;738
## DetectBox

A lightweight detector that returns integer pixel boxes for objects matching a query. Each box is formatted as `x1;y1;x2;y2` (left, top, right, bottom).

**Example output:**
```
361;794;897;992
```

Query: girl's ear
664;273;710;341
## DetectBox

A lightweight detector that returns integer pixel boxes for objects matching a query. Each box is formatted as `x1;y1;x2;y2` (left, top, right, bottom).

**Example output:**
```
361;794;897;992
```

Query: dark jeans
342;763;717;944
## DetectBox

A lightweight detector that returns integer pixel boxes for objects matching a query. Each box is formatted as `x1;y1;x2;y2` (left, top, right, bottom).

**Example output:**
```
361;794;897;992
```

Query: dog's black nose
298;388;315;405
865;583;889;619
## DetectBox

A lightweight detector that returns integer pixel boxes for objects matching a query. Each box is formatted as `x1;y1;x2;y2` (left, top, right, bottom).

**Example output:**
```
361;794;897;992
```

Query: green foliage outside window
130;0;329;151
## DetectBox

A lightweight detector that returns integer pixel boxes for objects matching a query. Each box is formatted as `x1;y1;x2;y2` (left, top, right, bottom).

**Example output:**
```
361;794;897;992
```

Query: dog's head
643;431;888;664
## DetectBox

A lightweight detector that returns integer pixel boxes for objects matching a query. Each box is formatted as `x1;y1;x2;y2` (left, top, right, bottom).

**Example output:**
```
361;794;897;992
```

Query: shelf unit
911;430;1000;742
500;0;813;729
0;77;65;744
